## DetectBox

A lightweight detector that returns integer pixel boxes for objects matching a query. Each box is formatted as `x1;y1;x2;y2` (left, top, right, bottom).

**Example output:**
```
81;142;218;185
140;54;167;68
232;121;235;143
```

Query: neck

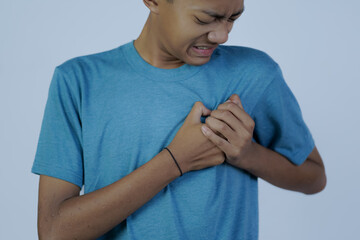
134;14;185;69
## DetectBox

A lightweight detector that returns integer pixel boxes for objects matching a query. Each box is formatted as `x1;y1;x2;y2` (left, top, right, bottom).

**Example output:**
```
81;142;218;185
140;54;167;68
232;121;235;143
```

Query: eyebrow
201;7;245;19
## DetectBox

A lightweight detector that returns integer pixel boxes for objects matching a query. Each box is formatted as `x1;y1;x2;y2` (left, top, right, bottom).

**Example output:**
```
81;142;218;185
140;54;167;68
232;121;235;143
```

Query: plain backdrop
1;0;359;239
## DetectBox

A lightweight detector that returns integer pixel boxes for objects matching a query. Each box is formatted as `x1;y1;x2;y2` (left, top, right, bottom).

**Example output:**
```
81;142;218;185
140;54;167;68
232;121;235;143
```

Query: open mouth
192;46;215;56
194;46;212;50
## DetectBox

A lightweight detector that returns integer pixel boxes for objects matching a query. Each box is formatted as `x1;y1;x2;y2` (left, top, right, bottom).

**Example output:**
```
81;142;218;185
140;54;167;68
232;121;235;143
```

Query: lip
191;46;216;57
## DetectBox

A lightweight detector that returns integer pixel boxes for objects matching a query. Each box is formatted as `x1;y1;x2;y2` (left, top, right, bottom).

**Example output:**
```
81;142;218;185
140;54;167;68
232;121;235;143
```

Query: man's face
155;0;244;67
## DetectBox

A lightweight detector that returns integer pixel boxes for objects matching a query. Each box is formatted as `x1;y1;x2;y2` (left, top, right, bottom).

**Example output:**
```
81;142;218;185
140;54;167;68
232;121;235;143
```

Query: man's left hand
201;94;256;168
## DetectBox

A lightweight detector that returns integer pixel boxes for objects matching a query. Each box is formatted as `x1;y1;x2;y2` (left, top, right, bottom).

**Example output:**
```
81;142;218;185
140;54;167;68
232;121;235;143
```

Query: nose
208;21;232;44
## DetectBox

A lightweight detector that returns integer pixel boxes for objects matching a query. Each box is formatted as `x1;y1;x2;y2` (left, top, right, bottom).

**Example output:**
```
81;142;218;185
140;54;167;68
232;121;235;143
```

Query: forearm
47;149;179;240
233;142;326;194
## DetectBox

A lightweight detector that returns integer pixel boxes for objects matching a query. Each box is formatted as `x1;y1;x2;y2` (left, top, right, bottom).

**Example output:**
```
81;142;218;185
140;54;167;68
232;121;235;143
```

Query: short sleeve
31;67;84;188
252;65;315;166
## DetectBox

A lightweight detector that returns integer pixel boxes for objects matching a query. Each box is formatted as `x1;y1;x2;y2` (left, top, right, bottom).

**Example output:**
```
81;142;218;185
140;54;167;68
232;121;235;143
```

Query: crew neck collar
121;40;210;82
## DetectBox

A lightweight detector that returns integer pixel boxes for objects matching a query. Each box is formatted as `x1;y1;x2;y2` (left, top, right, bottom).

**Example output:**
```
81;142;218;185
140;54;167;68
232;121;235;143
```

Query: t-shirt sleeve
31;66;84;188
251;65;315;166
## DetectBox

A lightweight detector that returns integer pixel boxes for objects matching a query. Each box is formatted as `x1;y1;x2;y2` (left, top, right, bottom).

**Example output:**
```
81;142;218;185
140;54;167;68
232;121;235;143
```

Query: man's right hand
167;101;226;175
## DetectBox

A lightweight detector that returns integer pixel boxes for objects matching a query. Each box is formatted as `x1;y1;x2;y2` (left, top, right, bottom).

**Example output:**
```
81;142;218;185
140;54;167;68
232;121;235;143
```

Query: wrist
159;148;183;179
226;142;259;171
164;147;183;177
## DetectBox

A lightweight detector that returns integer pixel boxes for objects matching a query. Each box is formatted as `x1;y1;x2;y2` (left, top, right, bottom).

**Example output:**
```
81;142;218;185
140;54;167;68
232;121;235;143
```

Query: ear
143;0;161;14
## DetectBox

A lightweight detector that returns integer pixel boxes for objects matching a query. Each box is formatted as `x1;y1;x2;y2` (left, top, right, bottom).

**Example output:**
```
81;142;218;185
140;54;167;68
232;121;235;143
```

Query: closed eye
227;16;239;23
195;17;211;25
195;16;237;25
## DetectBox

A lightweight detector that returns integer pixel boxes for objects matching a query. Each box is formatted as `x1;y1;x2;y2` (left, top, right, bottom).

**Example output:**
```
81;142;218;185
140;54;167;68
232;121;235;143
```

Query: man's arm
37;149;179;240
201;94;326;194
36;101;227;240
231;144;326;194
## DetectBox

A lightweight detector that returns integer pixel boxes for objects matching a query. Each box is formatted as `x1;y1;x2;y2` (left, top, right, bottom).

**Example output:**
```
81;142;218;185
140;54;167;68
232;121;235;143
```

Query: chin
188;58;210;66
184;55;210;66
189;62;207;66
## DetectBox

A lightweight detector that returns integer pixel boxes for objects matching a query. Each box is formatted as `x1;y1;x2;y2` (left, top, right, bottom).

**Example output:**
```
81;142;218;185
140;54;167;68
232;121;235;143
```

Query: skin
134;0;244;68
38;100;224;240
202;94;327;194
136;0;326;193
36;0;326;239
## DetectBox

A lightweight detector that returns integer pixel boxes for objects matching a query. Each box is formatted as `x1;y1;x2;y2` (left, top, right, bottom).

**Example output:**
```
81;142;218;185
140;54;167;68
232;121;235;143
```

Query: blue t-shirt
32;40;315;239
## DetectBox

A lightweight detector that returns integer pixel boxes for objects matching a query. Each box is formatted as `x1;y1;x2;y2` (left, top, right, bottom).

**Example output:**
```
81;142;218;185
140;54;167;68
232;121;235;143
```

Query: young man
32;0;326;239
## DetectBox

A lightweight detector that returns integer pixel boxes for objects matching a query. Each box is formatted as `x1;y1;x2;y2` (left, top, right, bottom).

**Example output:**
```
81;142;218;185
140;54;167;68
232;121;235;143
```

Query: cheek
172;19;206;41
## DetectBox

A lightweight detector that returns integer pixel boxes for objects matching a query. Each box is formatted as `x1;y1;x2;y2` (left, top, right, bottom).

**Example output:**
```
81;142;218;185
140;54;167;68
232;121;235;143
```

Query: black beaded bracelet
164;147;183;177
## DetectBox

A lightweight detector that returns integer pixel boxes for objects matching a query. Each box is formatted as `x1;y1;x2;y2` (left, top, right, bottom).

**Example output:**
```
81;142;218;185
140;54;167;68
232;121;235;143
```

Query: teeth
196;46;210;50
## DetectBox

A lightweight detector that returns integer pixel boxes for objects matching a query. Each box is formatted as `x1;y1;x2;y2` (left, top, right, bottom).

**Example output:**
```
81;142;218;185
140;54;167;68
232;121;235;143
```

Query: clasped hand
201;94;256;168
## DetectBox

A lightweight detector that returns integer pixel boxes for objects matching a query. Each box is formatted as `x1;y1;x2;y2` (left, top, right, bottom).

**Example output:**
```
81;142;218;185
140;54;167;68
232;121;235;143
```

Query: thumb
228;94;244;109
186;101;211;124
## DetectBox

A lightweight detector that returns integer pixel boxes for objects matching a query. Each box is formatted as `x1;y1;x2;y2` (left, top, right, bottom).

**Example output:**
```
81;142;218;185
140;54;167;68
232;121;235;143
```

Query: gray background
1;0;359;239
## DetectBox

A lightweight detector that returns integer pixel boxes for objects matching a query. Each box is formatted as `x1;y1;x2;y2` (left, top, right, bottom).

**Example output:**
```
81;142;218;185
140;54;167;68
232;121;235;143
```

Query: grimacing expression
156;0;244;66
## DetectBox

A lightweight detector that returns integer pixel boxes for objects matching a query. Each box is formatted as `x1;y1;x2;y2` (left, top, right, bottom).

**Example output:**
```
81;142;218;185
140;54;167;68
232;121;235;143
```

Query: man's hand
201;93;326;194
201;94;256;168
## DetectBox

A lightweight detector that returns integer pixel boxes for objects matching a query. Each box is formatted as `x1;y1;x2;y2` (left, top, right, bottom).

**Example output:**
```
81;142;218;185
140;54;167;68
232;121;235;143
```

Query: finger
204;122;227;140
205;116;237;144
217;102;254;130
210;109;241;133
206;114;251;149
205;123;227;140
201;124;232;154
186;101;212;124
229;94;244;110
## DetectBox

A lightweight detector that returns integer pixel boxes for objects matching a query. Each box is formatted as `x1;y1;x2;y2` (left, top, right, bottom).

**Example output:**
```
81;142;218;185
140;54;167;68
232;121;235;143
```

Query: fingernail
201;126;209;135
226;100;231;103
